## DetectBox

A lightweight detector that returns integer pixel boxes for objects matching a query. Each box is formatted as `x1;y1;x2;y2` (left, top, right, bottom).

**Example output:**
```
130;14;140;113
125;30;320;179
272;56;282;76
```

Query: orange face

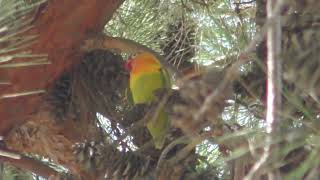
125;53;161;75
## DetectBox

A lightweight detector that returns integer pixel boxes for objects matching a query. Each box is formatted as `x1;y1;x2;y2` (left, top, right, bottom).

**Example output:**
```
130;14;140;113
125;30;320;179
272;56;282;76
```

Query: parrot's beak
124;59;133;72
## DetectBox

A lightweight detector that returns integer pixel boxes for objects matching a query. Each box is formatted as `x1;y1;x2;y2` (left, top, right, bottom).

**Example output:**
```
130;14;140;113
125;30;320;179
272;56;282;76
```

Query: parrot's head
125;52;162;74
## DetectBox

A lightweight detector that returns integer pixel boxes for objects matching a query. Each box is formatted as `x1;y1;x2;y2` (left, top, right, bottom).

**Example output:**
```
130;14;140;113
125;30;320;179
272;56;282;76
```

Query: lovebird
125;52;171;149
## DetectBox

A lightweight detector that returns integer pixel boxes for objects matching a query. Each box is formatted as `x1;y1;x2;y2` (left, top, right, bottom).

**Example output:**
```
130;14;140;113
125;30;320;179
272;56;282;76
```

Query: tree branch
0;150;58;178
82;35;181;77
244;0;285;179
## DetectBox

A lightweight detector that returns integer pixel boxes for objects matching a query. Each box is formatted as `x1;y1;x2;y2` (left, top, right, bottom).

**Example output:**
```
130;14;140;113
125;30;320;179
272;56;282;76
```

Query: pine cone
168;69;233;136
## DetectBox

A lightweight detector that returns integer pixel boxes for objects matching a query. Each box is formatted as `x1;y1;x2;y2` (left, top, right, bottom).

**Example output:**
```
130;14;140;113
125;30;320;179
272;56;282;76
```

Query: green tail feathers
146;109;169;149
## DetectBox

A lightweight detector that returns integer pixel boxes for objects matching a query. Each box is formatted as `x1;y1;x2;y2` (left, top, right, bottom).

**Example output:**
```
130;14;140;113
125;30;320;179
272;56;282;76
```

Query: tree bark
0;0;125;135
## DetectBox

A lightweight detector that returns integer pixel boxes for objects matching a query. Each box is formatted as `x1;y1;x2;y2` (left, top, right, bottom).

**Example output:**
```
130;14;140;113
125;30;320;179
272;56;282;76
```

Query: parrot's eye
124;59;133;71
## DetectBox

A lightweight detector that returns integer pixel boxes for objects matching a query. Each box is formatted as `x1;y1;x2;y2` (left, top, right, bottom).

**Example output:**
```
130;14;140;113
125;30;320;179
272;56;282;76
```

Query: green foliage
105;0;257;178
106;0;320;179
3;0;320;179
106;0;255;67
0;164;34;180
0;0;48;70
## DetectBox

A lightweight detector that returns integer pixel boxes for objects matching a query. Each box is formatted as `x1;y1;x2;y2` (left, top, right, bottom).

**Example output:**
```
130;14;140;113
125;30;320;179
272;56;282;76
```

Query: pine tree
1;0;320;179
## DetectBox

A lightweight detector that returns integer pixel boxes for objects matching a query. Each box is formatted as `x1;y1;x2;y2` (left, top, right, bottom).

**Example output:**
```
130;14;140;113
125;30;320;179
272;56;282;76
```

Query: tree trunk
0;0;125;136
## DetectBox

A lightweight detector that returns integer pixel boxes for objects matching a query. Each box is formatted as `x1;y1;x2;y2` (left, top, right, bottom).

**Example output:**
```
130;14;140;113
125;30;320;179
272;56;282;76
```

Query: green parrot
125;52;171;149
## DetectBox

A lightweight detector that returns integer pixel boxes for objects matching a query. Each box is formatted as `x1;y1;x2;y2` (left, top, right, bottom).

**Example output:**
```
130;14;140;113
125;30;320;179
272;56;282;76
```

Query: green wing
160;68;172;89
130;69;170;104
146;110;169;149
130;68;171;149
